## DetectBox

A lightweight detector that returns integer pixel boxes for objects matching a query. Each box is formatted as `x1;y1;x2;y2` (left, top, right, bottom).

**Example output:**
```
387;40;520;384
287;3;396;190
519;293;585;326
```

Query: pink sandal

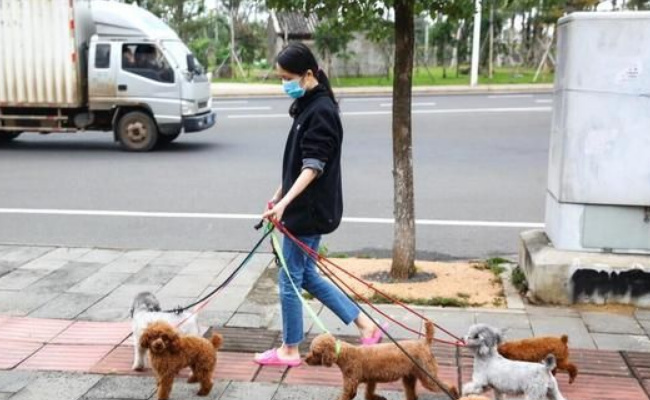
361;323;389;346
254;349;302;367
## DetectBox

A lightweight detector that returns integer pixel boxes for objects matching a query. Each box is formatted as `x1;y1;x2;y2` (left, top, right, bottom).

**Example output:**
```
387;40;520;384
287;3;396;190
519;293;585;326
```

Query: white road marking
212;106;272;111
226;106;552;119
535;99;553;104
487;94;534;99
380;102;437;107
0;208;544;229
211;100;249;104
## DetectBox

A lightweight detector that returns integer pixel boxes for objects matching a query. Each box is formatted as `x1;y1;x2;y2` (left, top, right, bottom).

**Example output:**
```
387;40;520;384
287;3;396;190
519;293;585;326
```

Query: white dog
462;324;567;400
129;291;201;371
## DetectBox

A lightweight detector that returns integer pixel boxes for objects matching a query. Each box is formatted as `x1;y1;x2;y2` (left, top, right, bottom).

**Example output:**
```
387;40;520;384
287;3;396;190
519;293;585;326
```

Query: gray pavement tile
0;289;59;316
157;274;214;298
226;313;265;329
76;249;124;264
581;311;644;335
218;254;274;288
524;305;581;317
640;319;650;335
100;259;149;274
219;382;277;400
591;332;650;351
146;379;229;400
199;285;250;314
0;265;12;278
272;384;339;400
0;371;35;393
0;247;55;265
636;309;650;321
26;262;104;293
179;258;231;276
500;328;535;341
9;372;102;400
83;375;156;399
529;315;596;349
419;308;477;339
28;292;104;319
38;248;92;261
196;251;239;260
200;310;237;328
130;265;182;287
0;393;11;400
121;250;162;262
19;258;69;271
0;269;51;290
77;285;159;321
67;271;132;295
475;311;531;331
151;251;201;264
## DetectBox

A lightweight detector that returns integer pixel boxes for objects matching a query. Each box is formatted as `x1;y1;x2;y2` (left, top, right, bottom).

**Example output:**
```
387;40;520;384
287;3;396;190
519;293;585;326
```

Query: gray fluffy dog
129;291;201;371
462;324;567;400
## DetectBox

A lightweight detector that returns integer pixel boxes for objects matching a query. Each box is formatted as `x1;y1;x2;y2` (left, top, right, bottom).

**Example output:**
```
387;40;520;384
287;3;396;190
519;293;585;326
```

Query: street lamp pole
470;0;482;87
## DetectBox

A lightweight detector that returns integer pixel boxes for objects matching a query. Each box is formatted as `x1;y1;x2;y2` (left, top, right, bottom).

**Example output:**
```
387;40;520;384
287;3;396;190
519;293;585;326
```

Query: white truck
0;0;216;151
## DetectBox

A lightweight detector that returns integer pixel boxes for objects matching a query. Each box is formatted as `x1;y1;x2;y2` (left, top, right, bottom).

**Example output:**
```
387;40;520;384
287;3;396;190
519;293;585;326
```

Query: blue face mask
282;78;306;99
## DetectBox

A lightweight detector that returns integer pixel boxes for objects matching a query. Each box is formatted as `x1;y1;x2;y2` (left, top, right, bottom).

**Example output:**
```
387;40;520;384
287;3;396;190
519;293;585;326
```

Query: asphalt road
0;93;553;259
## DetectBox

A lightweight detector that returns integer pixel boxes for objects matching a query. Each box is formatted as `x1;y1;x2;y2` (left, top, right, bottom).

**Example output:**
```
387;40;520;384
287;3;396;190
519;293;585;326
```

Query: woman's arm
263;168;317;221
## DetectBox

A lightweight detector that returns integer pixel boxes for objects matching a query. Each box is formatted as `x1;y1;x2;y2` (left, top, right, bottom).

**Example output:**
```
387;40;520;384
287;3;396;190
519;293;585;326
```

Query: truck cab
0;0;215;151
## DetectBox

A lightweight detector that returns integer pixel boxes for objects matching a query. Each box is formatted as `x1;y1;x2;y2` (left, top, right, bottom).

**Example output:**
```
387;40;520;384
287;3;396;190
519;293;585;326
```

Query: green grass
511;266;529;294
365;293;483;308
213;66;554;87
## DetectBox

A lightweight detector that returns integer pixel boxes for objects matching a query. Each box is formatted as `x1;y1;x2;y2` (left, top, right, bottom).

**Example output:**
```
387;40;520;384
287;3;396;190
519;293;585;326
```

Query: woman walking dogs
254;43;383;367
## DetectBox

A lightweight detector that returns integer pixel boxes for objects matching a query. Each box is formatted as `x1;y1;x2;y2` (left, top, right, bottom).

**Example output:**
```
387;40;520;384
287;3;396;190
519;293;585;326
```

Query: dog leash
267;223;341;357
271;219;465;347
162;228;273;314
268;219;459;400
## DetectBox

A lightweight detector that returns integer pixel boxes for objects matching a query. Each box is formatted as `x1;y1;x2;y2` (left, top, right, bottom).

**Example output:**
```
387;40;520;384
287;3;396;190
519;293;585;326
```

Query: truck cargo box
0;0;94;107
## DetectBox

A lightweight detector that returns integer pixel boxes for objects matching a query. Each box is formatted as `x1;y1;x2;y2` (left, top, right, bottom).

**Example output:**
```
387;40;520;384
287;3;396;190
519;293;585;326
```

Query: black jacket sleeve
299;106;340;165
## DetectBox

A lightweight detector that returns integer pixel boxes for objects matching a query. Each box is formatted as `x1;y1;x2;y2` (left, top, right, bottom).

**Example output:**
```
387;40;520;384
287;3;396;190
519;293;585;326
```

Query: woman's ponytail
316;69;338;109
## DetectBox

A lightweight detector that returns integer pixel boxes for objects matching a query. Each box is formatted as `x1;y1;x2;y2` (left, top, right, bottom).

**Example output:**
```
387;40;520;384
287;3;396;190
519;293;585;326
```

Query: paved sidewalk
1;244;649;400
211;82;554;98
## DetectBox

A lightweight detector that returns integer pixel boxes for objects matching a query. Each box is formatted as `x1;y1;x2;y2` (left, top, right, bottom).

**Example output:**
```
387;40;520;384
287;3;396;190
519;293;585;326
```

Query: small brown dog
305;321;459;400
498;334;578;384
140;321;223;400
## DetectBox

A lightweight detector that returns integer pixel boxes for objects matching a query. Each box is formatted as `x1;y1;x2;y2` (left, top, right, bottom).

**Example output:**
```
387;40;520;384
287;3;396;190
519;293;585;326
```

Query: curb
211;83;554;98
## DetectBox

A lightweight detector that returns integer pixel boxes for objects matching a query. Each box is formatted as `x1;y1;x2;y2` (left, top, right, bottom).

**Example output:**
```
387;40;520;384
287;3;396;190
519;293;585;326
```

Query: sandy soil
321;258;506;308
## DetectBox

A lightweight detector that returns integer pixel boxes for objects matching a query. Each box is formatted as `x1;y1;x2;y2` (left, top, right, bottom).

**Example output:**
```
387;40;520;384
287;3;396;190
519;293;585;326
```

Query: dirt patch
321;258;506;308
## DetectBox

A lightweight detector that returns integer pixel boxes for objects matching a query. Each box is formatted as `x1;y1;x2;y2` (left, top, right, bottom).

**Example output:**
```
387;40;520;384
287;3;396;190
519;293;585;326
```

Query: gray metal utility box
546;11;650;254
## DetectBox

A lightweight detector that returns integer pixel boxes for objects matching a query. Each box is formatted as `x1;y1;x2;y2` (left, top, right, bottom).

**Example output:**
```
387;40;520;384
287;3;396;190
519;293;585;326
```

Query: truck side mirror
186;54;196;74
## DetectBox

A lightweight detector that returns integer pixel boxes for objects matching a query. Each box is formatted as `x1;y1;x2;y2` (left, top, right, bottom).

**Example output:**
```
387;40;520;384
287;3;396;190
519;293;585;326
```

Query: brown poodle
140;321;223;400
498;334;578;384
305;321;459;400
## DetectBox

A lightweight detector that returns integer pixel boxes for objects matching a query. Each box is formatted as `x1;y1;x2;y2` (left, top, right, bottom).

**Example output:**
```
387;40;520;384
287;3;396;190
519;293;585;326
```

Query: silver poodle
129;291;201;371
462;324;567;400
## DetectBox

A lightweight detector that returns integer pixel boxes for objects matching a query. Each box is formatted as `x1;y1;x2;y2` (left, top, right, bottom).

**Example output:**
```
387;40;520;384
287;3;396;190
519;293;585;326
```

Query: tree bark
390;0;416;280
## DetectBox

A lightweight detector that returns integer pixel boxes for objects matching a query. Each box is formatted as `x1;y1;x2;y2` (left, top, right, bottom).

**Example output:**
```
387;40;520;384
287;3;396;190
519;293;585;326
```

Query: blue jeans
279;234;360;346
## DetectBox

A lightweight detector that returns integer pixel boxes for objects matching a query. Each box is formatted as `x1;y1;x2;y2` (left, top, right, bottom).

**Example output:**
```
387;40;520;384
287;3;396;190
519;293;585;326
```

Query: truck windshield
164;41;203;74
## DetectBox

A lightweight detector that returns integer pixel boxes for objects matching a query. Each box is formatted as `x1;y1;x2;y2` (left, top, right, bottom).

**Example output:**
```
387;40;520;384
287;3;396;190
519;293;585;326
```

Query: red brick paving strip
17;344;114;371
0;317;72;343
1;316;649;399
0;340;43;369
51;321;131;345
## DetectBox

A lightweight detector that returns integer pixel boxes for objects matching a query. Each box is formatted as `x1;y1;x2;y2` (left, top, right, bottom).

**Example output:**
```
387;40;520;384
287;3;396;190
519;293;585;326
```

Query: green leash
268;224;341;356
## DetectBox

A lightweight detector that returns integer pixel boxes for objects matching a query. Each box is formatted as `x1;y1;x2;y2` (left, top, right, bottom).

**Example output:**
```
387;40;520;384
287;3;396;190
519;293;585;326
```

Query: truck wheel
157;131;181;147
116;111;158;152
0;132;21;143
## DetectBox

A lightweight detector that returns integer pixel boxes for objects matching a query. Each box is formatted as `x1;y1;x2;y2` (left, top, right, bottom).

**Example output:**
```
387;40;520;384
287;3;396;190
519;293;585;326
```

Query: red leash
271;219;465;347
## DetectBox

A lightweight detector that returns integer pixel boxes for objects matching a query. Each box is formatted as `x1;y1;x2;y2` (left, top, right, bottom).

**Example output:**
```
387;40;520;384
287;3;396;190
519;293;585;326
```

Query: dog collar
335;339;341;358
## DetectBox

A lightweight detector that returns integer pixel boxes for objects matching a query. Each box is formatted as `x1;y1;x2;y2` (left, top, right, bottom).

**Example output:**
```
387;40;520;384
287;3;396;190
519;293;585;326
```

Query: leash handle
254;201;275;230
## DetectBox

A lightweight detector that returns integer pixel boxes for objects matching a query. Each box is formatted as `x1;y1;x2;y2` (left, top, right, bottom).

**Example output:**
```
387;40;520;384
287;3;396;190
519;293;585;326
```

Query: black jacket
281;85;343;235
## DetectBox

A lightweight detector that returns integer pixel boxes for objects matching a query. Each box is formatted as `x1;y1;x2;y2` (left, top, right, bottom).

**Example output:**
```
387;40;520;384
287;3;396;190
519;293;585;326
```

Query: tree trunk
390;0;416;280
